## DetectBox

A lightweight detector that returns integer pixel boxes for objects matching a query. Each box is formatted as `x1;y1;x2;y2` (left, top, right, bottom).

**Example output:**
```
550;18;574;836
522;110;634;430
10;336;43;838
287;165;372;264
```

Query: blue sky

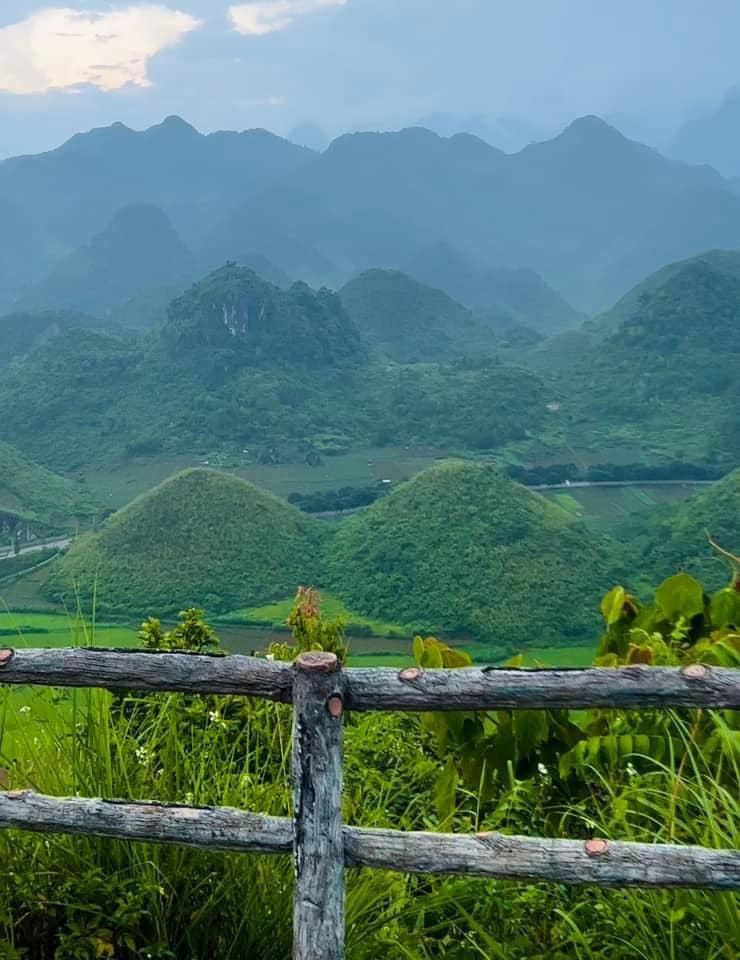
2;1;740;157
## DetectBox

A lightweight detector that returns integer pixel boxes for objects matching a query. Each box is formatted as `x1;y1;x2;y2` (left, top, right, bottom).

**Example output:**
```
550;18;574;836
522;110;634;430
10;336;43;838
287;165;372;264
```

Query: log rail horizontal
1;790;737;891
1;647;738;710
1;646;738;958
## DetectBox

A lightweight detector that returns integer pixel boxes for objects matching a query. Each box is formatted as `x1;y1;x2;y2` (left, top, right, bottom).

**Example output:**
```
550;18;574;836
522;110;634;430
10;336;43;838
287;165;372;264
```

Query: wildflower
18;705;30;715
135;746;150;765
537;762;548;776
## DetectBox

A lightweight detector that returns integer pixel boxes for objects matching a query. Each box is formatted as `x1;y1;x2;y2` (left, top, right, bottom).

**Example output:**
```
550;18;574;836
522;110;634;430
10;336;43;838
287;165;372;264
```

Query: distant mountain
402;243;583;332
20;205;197;325
164;264;364;370
326;460;616;651
47;469;323;615
0;309;111;368
0;116;313;293
669;93;740;177
218;116;740;311
4;114;740;310
339;269;498;361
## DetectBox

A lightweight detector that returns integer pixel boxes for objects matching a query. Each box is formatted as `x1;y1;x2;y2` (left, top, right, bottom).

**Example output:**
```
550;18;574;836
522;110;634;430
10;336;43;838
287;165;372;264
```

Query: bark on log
0;791;737;890
0;647;293;701
0;790;292;854
292;653;345;960
343;827;740;890
1;649;738;712
343;665;740;711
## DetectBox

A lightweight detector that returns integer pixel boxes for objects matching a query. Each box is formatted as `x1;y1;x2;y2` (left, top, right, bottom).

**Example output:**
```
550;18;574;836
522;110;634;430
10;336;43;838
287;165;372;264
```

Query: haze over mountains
4;113;740;316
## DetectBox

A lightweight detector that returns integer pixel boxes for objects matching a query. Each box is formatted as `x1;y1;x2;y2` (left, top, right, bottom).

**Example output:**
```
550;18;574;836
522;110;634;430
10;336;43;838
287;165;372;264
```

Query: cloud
0;5;202;95
229;0;347;36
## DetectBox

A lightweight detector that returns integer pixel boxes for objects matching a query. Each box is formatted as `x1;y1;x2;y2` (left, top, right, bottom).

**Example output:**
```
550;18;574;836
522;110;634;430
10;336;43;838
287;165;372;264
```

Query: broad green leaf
420;644;444;669
512;710;549;757
601;586;626;625
656;573;704;621
442;647;473;668
710;588;740;629
433;758;459;825
412;635;425;665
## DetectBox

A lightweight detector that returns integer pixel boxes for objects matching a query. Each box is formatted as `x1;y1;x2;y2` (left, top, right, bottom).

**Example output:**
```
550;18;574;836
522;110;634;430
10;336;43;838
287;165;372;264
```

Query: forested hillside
557;257;740;461
0;265;547;469
0;443;96;528
403;243;583;332
619;469;740;591
339;269;498;361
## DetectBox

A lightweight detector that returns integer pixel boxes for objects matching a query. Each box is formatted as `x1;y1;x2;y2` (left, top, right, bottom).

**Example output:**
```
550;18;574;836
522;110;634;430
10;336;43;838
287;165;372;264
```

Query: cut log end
295;651;339;673
682;664;709;681
398;667;422;683
326;694;344;718
585;839;609;857
0;649;15;668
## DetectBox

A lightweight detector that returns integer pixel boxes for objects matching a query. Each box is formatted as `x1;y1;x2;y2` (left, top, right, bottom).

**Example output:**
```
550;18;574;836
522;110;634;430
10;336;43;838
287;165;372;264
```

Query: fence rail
0;645;738;959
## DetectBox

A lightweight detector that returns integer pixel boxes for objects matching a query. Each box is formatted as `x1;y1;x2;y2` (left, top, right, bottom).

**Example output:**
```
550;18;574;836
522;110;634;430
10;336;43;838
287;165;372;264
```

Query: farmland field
79;446;453;511
541;482;700;533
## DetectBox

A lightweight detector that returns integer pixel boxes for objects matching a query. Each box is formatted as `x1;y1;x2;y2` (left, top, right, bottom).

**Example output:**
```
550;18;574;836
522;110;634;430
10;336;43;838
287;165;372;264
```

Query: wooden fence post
292;652;345;960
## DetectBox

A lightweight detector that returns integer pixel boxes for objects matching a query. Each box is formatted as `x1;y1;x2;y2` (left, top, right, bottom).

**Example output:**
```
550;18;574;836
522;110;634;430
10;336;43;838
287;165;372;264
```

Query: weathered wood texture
343;827;740;890
292;653;345;960
1;791;737;891
0;790;292;854
0;647;293;701
343;664;740;711
1;649;737;711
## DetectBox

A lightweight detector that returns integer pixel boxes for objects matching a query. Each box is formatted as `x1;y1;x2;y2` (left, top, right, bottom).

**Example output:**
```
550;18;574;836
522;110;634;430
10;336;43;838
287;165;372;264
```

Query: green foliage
138;608;218;653
268;586;348;663
326;460;618;650
47;469;325;616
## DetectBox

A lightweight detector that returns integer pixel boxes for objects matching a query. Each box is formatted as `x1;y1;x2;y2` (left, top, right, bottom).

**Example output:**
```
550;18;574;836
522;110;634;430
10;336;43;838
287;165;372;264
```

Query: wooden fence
0;645;738;959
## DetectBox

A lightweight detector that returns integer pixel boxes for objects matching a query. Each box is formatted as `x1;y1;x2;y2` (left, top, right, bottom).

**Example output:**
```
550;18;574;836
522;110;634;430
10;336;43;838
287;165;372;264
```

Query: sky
1;0;740;157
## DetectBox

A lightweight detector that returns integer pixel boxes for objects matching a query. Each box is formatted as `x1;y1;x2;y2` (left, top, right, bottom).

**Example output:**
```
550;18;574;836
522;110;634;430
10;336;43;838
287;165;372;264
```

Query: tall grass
0;619;736;959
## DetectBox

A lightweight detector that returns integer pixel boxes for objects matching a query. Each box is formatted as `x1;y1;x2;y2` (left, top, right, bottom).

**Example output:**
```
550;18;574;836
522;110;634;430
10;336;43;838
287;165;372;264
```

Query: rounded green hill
47;468;323;616
325;460;617;652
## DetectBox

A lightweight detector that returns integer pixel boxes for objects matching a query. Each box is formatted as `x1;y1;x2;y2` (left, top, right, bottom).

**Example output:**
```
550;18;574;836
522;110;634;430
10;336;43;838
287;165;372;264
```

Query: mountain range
4;114;740;314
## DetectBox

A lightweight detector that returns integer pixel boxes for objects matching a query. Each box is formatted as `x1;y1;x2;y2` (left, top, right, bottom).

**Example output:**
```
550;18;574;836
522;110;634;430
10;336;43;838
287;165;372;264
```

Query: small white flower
537;762;548;776
135;746;150;764
18;705;31;715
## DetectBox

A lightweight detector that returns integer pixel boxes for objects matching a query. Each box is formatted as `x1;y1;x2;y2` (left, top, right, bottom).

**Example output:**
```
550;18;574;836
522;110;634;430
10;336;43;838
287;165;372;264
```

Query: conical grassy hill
325;460;617;652
47;469;323;616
